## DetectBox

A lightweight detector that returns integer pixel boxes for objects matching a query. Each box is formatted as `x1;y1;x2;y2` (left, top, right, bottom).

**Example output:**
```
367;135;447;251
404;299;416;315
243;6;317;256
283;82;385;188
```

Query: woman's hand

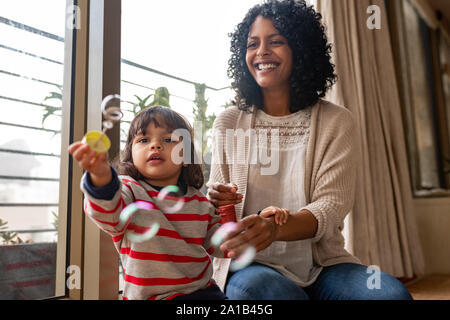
259;206;290;226
68;141;112;187
207;182;243;208
219;214;277;259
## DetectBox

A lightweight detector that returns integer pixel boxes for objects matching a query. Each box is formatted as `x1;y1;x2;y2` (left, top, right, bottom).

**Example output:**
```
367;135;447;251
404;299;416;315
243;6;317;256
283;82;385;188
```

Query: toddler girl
69;106;226;300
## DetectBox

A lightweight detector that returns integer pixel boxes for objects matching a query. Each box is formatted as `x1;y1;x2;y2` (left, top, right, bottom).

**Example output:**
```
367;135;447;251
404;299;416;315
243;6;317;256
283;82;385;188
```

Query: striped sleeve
202;203;224;258
80;170;135;236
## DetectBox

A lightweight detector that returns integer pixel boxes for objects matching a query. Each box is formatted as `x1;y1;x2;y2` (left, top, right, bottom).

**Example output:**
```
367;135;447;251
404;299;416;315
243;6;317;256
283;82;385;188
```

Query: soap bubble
230;246;256;272
157;185;185;213
126;222;160;243
211;222;237;247
101;94;123;123
119;201;159;243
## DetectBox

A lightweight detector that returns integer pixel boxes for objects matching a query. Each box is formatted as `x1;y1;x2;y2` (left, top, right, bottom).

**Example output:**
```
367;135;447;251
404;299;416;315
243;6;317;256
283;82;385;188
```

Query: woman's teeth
258;63;277;70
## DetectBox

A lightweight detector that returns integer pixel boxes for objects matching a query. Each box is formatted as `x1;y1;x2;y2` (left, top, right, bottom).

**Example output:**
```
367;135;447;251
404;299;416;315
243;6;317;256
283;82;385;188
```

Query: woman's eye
271;40;283;45
247;42;257;49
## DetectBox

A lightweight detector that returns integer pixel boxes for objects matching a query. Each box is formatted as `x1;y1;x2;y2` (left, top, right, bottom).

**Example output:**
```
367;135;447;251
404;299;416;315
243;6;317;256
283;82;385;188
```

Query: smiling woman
207;0;414;300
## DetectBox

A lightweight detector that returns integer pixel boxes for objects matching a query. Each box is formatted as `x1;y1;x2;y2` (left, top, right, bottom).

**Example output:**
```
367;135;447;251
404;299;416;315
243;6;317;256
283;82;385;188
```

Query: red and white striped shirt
81;174;223;300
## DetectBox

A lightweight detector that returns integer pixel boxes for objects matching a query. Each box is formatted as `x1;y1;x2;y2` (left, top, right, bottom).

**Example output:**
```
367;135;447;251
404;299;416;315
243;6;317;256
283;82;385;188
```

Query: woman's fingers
213;182;238;193
207;183;243;207
220;215;276;258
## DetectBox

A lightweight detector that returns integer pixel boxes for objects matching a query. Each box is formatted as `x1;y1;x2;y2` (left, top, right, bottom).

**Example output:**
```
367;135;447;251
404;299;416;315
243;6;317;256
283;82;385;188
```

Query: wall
414;197;450;275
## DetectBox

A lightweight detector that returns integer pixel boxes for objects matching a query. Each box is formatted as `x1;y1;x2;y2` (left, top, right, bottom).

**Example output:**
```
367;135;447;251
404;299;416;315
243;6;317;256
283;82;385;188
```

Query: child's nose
150;139;162;150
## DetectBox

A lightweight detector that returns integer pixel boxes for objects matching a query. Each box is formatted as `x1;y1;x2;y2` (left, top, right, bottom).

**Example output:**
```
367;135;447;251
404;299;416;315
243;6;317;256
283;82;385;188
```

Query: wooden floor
406;275;450;300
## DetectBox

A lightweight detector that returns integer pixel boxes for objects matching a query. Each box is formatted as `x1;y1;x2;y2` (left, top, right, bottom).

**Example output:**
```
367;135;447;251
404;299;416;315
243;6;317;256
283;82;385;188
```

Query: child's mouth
148;153;164;164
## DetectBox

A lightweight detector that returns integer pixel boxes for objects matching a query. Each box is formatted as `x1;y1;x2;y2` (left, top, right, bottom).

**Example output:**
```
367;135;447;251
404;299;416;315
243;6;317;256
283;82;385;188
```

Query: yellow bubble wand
82;94;123;153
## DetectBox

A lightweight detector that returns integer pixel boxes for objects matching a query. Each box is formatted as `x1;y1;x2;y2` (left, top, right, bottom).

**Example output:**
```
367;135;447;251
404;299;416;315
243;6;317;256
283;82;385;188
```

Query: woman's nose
256;41;270;57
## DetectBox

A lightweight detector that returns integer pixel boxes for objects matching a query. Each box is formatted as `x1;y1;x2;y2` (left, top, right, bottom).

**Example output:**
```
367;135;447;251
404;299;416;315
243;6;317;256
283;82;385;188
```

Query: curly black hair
228;0;336;112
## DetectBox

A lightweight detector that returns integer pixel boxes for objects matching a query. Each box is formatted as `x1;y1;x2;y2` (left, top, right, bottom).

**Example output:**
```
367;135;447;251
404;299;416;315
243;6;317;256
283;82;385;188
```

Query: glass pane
402;0;441;189
119;0;260;293
0;0;68;299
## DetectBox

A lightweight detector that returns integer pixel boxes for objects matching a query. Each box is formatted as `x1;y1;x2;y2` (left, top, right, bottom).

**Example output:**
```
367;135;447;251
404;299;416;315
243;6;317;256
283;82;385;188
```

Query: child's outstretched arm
69;141;133;238
259;206;290;226
68;141;112;187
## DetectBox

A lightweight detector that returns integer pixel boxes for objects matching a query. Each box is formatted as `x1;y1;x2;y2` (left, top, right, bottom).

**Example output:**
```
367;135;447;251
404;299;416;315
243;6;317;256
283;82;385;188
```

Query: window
0;0;72;299
388;0;450;196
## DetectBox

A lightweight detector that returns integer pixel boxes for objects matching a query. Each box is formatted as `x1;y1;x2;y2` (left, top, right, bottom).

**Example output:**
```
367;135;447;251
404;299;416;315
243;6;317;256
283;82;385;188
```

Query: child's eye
138;138;149;143
163;138;176;143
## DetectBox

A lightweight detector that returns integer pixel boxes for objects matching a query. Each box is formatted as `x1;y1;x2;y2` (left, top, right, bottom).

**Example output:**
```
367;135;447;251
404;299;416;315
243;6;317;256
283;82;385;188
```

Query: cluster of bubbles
119;189;255;271
119;185;185;243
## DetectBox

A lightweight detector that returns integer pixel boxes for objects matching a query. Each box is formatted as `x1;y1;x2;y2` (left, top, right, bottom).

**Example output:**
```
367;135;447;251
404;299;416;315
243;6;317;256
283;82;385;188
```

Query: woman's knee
310;263;413;300
225;263;309;300
375;272;413;300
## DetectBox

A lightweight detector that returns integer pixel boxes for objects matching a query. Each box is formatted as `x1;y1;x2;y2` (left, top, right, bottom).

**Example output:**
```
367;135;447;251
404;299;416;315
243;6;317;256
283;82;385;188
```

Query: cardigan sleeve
300;108;357;243
206;109;235;190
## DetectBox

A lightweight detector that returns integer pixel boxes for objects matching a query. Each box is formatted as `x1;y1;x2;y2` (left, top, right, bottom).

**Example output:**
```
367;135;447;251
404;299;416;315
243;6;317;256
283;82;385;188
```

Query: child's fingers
80;149;97;170
275;212;281;225
90;152;107;169
71;143;90;162
68;141;83;155
282;208;289;224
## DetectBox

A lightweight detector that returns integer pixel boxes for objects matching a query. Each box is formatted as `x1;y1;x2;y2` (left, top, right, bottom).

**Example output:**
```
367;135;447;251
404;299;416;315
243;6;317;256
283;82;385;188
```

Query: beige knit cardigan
207;99;362;291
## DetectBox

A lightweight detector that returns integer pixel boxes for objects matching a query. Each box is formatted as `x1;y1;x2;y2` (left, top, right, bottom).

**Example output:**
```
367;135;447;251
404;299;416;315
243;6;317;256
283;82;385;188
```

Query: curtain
316;0;425;278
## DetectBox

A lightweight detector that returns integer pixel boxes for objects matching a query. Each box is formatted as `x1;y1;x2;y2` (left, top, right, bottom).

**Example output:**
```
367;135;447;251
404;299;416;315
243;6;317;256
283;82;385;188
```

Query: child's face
131;121;183;187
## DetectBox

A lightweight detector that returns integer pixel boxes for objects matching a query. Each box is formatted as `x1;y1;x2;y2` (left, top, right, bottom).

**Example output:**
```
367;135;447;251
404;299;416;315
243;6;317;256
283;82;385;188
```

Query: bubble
83;94;123;153
118;201;159;243
101;94;123;127
157;185;185;213
102;120;114;130
211;222;237;247
126;222;160;243
229;246;256;272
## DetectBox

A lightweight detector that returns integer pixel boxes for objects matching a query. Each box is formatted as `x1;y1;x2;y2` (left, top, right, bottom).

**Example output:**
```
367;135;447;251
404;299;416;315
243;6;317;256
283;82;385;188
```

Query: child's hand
68;141;112;187
259;206;290;226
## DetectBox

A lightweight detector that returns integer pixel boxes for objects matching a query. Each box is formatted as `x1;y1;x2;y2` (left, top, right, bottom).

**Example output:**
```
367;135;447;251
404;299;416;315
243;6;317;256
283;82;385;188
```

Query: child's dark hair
114;106;204;189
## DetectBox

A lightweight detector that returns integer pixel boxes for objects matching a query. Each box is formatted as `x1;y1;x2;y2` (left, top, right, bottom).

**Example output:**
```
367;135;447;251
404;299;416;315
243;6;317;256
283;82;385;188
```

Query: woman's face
245;15;293;92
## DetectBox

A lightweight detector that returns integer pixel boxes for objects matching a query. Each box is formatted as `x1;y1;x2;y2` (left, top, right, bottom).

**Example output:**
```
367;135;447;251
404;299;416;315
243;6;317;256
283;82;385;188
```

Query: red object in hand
218;204;237;224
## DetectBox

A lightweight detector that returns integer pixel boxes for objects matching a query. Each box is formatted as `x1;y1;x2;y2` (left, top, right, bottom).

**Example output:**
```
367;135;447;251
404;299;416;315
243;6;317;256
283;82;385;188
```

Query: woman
207;0;412;300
